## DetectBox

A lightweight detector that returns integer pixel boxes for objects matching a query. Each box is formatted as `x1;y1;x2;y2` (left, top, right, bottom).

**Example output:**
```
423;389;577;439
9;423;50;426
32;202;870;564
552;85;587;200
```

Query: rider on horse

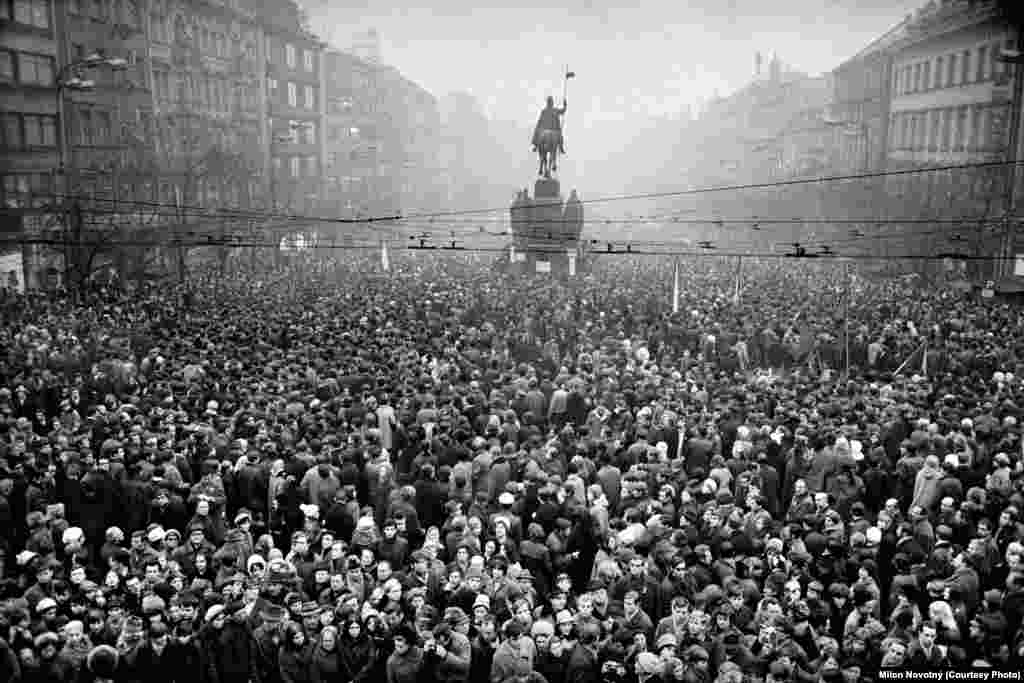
532;96;567;155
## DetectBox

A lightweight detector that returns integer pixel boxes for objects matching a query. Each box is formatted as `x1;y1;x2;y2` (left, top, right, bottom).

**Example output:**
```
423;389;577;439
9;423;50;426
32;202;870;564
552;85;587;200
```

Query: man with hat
252;603;287;683
171;522;216;576
202;600;260;683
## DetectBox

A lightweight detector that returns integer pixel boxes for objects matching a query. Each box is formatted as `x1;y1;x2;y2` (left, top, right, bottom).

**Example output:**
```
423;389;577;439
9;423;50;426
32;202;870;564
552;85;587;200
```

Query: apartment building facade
886;0;1016;220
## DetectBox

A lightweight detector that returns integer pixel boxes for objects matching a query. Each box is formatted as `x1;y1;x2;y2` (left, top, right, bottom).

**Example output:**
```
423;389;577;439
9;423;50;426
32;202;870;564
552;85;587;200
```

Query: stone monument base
535;176;560;200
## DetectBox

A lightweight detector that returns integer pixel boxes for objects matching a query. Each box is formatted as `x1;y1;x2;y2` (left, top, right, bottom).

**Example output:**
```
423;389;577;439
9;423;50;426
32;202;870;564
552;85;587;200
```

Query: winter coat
278;646;311;683
912;464;943;512
309;644;341;683
490;638;535;683
385;645;424;683
426;632;471;683
204;621;260;683
338;634;376;683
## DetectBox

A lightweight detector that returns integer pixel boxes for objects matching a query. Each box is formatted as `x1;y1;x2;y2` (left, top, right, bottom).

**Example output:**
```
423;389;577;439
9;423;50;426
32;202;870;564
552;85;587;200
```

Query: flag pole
672;259;680;314
843;262;850;379
894;339;927;375
562;66;569;148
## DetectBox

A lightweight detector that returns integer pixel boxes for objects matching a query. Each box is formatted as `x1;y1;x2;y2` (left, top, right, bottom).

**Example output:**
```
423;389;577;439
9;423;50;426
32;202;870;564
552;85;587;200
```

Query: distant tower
769;52;782;82
755;51;762;78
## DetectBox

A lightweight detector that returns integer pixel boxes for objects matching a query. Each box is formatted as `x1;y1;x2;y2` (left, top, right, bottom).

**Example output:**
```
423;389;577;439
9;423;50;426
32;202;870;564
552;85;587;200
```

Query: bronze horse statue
536;129;560;178
532;97;567;178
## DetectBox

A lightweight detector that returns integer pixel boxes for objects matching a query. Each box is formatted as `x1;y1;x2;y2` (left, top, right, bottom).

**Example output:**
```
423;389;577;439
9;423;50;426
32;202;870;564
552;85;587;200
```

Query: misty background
301;0;921;209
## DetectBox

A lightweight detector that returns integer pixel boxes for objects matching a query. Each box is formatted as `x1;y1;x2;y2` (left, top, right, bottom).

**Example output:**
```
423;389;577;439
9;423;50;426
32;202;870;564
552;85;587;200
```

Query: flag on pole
672;260;680;314
894;340;927;376
381;239;390;272
921;343;928;376
565;71;576;79
732;256;743;305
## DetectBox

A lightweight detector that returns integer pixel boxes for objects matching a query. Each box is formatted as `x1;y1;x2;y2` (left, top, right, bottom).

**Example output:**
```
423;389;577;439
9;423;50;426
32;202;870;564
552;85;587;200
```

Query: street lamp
54;52;127;291
996;45;1024;280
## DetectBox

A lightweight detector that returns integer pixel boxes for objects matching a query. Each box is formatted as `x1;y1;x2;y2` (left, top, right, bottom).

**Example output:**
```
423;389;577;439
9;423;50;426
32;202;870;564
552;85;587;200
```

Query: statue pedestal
504;176;585;278
534;177;560;200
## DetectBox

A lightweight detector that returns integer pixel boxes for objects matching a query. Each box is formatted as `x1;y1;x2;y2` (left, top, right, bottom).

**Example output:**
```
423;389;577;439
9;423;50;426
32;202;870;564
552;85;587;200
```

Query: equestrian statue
532;96;567;178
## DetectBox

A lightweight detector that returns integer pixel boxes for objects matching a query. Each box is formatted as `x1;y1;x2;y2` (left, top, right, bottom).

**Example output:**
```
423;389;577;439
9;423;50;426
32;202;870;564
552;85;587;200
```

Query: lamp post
55;52;127;291
268;120;313;263
997;42;1024;281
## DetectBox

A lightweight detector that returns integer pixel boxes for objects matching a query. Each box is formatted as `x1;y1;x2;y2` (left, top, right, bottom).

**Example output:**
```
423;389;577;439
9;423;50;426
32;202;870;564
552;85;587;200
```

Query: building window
78;109;93;145
947;54;957;86
268;78;277;91
18;53;54;86
970;105;982;151
349;126;359;138
934;57;943;89
69;0;82;14
922;61;931;90
978;45;988;81
962;50;971;84
95;110;111;144
912;63;921;92
954;106;968;152
285;43;296;69
290;156;299;177
327;151;336;168
12;0;50;28
24;114;56;147
940;109;952;151
287;82;297;107
992;41;1005;80
303;49;313;72
304;85;314;110
0;50;13;82
1;112;23;149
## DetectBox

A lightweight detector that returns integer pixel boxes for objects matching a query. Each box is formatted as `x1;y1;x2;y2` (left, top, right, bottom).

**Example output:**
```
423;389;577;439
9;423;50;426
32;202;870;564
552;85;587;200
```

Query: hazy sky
305;0;922;190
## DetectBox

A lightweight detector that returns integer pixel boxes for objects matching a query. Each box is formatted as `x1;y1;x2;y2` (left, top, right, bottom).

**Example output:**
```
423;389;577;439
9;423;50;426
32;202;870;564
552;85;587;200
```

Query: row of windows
149;13;258;64
267;80;317;110
152;71;259;113
889;104;1007;154
327;126;362;141
0;49;54;86
74;107;117;146
1;172;52;208
269;119;317;145
326;147;379;167
272;155;319;179
0;112;57;149
281;42;315;73
894;39;1014;95
1;0;50;29
68;0;139;27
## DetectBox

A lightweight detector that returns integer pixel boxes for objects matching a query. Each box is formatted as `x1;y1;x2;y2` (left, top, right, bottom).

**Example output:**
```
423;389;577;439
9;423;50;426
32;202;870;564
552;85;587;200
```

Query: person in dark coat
564;623;601;683
277;624;311;683
202;603;262;683
122;623;174;683
308;626;341;683
338;619;376;683
77;644;119;683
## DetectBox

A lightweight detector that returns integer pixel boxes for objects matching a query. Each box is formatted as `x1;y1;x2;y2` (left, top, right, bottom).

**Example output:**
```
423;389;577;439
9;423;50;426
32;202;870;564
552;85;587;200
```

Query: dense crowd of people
0;252;1022;683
